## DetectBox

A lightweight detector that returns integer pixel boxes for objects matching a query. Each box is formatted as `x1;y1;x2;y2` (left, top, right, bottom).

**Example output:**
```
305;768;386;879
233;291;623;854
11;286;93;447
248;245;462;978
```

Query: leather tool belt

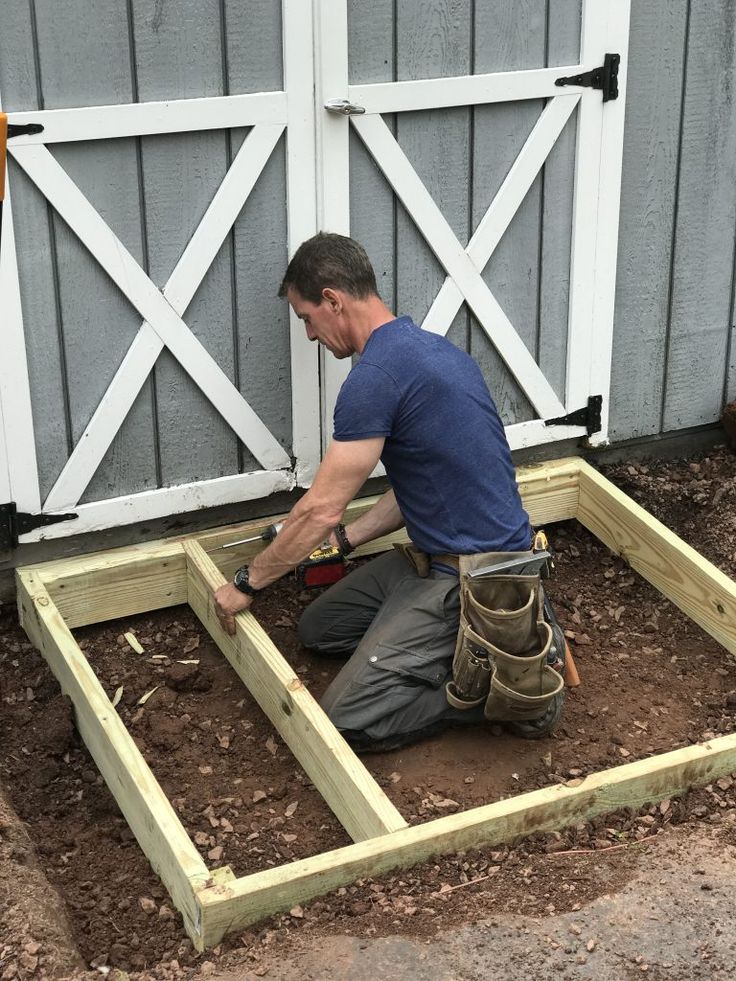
393;542;459;576
446;550;564;722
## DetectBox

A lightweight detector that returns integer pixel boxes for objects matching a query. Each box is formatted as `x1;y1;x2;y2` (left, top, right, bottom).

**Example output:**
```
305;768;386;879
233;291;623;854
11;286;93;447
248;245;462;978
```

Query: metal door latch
324;99;365;116
555;53;620;102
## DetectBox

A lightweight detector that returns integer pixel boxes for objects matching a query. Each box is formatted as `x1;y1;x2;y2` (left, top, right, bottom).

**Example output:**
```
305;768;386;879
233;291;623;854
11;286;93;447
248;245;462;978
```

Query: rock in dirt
164;660;212;693
145;713;186;751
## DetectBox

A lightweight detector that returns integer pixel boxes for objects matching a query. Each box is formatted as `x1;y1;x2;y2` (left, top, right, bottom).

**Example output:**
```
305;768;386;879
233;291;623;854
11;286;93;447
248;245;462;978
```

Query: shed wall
1;0;734;517
0;0;290;505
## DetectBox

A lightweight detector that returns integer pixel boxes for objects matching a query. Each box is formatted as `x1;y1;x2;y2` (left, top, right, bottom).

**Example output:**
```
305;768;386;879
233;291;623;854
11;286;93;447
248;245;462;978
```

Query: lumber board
516;458;579;525
15;568;209;941
196;732;736;946
183;541;407;843
576;462;736;656
38;457;582;628
36;541;187;629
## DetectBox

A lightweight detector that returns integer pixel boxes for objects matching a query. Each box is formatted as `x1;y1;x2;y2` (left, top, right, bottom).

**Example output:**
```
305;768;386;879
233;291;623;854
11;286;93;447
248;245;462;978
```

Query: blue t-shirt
333;316;530;555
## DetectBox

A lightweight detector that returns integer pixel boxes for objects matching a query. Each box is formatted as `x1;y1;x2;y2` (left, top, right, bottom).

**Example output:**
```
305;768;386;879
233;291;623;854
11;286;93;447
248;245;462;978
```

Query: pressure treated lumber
36;457;582;628
20;453;732;952
576;461;736;655
196;731;736;946
183;541;407;843
15;568;210;938
35;541;186;630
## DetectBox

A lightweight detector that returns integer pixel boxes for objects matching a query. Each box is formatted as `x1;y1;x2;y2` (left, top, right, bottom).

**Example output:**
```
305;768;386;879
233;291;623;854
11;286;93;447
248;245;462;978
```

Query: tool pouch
446;552;564;722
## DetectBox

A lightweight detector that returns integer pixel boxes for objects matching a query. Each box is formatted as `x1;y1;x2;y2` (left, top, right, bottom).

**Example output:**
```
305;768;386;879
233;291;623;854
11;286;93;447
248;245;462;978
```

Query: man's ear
322;287;342;313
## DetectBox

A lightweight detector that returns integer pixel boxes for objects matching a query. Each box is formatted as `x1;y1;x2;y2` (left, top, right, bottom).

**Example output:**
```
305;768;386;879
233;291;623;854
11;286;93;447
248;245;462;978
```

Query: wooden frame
318;0;631;452
16;457;736;950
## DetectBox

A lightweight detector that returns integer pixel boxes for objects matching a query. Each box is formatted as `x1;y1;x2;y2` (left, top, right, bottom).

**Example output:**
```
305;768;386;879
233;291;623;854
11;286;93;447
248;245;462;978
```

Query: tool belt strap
394;543;461;577
431;552;460;571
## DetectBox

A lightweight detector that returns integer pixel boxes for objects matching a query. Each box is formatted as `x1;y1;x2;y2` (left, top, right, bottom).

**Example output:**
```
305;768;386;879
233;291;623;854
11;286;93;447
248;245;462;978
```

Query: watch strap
334;522;355;556
233;565;260;596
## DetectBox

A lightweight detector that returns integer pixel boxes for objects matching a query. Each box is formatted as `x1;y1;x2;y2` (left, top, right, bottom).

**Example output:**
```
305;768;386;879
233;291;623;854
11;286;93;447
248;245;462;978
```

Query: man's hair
278;232;379;304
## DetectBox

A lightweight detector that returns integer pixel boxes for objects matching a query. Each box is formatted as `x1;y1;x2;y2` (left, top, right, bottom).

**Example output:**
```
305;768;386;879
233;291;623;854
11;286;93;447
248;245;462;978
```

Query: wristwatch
334;522;355;556
233;565;260;597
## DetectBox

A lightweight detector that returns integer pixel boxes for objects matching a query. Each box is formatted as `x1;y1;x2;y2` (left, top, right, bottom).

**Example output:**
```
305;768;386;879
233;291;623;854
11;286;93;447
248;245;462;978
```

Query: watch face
234;566;256;595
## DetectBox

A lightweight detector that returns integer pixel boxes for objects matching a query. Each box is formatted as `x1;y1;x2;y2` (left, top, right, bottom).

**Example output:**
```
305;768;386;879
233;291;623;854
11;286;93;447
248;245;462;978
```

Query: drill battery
297;544;346;589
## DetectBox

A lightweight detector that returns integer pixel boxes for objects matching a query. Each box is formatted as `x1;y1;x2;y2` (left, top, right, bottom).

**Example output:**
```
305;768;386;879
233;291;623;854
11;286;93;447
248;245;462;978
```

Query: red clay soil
1;444;736;978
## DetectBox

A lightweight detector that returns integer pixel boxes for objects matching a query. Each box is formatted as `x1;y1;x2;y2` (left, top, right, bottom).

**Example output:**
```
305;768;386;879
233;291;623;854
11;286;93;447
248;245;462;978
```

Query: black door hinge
555;53;620;102
0;502;78;551
545;395;602;437
7;123;44;139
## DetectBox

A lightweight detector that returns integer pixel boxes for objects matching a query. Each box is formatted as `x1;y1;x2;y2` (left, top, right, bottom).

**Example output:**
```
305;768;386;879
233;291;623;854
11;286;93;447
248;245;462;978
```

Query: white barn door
0;0;319;544
316;0;630;453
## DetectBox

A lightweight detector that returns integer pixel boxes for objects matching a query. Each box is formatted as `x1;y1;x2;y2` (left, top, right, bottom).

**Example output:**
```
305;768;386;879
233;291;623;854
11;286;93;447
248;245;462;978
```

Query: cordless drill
215;522;346;588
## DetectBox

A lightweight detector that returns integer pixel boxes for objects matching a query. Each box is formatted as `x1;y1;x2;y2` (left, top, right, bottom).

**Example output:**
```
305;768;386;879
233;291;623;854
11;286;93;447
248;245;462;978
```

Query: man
214;232;564;751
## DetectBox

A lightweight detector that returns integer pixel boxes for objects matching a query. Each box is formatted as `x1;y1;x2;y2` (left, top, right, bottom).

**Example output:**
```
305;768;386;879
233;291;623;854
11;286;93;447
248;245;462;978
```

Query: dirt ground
2;443;736;978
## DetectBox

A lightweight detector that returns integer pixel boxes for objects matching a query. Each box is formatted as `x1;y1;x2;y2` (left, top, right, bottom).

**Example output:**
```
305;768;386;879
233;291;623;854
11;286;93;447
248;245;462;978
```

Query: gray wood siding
612;0;736;439
2;0;735;517
0;0;288;504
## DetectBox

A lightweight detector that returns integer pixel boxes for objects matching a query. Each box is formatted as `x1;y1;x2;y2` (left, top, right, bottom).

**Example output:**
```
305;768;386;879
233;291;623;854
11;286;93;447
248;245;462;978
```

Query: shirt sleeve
333;362;401;441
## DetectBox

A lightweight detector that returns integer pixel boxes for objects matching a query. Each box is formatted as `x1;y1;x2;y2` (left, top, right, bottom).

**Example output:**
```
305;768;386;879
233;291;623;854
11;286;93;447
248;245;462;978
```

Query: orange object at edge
564;643;581;688
0;112;7;202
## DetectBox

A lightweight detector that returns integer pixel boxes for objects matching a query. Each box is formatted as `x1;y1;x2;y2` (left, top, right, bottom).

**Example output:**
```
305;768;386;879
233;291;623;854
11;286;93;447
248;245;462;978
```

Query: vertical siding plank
729;257;736;403
348;0;396;310
224;0;283;94
130;0;240;486
31;0;157;505
225;0;291;468
538;1;582;406
609;0;688;440
395;0;472;344
0;4;66;502
230;139;292;470
663;2;736;430
471;1;546;424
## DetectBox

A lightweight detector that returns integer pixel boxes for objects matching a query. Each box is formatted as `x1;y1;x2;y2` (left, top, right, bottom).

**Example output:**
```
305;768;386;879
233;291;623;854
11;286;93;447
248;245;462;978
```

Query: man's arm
214;436;385;633
331;487;403;550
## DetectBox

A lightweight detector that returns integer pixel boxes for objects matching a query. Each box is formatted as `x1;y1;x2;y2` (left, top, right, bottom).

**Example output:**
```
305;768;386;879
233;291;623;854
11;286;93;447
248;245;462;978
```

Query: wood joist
15;457;736;949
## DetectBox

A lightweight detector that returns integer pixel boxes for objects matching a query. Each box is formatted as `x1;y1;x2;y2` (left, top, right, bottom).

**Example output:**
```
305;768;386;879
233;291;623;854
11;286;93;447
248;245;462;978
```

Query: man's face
287;287;352;359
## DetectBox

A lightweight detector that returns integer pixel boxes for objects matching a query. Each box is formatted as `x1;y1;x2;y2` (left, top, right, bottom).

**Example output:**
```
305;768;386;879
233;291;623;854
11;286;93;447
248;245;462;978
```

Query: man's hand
214;582;252;636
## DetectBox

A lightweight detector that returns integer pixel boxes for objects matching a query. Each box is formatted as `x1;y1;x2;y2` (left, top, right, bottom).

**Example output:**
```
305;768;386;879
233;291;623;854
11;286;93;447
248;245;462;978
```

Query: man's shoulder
365;317;460;365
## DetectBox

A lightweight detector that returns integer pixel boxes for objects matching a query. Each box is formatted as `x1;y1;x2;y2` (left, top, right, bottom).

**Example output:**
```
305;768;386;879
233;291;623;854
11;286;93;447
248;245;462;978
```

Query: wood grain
577;461;736;655
396;0;472;346
184;541;407;843
663;2;736;430
130;0;240;488
609;0;687;440
16;567;209;944
35;0;157;505
197;731;736;944
538;1;582;406
471;0;546;425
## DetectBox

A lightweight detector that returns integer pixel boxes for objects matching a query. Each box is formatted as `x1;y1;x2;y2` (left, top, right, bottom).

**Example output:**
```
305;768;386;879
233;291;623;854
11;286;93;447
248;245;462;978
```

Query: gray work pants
298;549;465;742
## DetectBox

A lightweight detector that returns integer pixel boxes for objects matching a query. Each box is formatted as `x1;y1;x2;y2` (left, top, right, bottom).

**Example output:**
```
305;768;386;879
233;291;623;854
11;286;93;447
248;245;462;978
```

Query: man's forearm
248;489;402;589
340;489;403;549
247;501;334;590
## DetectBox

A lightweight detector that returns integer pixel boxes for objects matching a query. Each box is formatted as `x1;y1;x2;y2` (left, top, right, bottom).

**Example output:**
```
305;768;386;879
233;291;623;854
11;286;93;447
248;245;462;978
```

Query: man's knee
297;602;324;650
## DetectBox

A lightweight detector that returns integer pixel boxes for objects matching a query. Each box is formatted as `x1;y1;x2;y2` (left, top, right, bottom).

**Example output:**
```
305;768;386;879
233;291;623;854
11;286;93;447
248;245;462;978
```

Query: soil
1;443;736;979
720;400;736;451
